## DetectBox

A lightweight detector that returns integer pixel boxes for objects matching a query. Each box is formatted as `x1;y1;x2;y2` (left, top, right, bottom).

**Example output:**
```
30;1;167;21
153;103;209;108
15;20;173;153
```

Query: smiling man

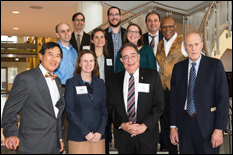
155;16;188;154
107;43;164;154
2;42;65;154
170;33;229;154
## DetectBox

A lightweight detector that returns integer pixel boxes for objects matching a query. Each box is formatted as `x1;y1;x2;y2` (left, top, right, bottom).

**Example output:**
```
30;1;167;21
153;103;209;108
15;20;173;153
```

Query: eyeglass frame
74;19;85;22
121;53;138;62
127;30;140;35
108;13;120;18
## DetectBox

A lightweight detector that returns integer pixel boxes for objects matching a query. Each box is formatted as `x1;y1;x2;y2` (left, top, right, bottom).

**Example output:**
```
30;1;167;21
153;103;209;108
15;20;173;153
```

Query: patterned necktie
45;73;57;80
127;74;136;124
149;35;156;49
187;62;197;116
77;34;81;53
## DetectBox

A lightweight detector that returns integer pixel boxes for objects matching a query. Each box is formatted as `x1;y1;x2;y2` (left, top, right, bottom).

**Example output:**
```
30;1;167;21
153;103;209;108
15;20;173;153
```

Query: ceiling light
15;58;19;61
12;11;19;14
13;28;19;30
29;6;43;9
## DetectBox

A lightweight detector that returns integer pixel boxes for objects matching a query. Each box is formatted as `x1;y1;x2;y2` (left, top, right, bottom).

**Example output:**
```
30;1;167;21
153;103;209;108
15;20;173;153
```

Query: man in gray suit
2;42;65;154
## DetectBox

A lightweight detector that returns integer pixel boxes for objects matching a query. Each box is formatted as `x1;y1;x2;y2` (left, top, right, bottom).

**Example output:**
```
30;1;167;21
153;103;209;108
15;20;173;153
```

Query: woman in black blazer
90;28;114;154
65;50;108;154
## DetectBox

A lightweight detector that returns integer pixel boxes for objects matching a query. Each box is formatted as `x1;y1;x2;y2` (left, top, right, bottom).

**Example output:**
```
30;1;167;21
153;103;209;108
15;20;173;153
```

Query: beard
109;19;121;27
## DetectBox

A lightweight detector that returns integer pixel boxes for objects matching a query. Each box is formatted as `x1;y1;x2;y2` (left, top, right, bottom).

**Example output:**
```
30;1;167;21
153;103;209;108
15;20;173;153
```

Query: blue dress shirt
54;40;78;85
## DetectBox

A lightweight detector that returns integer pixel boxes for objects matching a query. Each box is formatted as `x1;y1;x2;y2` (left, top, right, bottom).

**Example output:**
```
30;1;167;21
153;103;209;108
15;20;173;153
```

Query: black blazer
143;30;163;45
70;31;90;55
104;27;126;60
102;57;114;84
170;55;229;142
107;67;164;147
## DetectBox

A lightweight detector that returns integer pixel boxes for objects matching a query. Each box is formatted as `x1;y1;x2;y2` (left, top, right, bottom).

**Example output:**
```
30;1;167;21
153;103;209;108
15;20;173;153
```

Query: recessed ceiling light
12;11;19;14
13;28;19;30
15;58;19;61
29;6;43;9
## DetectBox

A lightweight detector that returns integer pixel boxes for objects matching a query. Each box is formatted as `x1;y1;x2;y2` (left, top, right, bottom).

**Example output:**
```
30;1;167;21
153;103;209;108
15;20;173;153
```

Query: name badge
76;86;88;94
106;59;113;66
83;45;90;50
73;59;77;66
138;83;150;93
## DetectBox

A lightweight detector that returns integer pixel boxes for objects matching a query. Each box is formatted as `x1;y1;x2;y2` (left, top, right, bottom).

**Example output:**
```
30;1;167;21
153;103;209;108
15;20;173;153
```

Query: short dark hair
55;23;70;33
145;11;161;23
39;42;63;58
123;23;144;47
73;50;99;77
119;42;139;58
107;6;121;16
72;12;85;22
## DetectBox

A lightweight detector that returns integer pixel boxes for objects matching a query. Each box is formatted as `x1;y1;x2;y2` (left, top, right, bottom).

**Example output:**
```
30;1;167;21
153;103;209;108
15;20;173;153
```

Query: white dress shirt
39;64;60;118
123;68;139;117
149;31;159;56
157;32;188;72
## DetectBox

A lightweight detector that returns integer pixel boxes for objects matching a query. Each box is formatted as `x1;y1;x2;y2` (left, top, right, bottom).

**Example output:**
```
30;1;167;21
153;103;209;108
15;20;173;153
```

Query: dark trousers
180;114;220;154
118;136;157;154
105;119;112;154
163;88;178;154
159;115;167;145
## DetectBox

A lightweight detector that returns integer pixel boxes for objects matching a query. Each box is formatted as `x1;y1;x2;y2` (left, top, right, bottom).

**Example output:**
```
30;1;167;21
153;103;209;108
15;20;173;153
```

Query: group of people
2;6;229;154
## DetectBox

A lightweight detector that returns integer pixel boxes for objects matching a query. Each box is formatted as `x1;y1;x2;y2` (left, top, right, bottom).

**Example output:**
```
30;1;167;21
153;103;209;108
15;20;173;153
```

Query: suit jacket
2;65;65;153
65;74;108;142
143;30;163;45
107;67;164;147
70;31;90;55
102;57;114;84
170;55;229;141
104;27;126;61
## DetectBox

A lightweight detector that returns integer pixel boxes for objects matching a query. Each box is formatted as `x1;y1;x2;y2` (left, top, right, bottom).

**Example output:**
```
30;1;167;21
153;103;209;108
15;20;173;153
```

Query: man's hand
60;141;63;152
170;128;179;146
91;132;102;143
211;129;223;148
2;136;20;150
120;122;135;135
128;123;147;137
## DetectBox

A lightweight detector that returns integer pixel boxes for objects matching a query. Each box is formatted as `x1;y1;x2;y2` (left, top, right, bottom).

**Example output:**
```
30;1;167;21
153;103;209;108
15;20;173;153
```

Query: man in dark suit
104;6;126;71
70;12;90;55
170;33;229;154
143;11;166;151
107;43;164;154
2;42;65;154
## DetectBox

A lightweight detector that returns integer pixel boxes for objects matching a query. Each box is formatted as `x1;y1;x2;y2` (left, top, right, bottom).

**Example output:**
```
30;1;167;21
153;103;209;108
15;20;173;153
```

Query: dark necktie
149;35;156;49
45;73;57;80
187;62;197;116
77;34;81;53
127;74;136;124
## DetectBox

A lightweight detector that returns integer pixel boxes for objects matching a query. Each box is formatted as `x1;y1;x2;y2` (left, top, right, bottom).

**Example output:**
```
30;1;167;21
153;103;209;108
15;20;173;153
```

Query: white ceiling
1;1;206;38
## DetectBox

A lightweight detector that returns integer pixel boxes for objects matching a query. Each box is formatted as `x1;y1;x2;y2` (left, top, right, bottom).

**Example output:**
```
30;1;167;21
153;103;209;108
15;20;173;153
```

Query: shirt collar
163;32;177;44
74;30;83;37
189;54;202;67
39;64;52;77
148;30;159;37
125;67;139;78
108;26;121;34
57;40;73;49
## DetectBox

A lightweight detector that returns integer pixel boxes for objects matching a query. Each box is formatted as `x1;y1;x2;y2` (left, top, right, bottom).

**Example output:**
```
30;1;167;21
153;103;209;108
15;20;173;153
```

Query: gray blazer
2;65;65;153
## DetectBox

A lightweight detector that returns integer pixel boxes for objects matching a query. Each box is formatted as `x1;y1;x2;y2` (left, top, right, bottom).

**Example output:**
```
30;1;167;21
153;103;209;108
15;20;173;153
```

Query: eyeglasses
127;30;139;35
122;54;137;62
161;25;175;29
74;19;85;22
109;13;119;18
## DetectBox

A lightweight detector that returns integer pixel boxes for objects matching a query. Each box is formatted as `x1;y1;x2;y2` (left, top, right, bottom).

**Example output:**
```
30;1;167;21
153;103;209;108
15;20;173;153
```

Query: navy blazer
65;74;108;142
170;55;229;141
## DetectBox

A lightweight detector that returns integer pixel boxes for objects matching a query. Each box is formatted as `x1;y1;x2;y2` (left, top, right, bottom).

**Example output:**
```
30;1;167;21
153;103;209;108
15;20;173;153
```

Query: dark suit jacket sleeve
214;60;229;130
64;78;91;138
141;71;164;131
2;73;28;138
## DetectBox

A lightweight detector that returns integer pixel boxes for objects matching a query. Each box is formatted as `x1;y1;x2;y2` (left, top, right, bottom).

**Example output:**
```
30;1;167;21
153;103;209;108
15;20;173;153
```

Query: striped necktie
127;74;136;124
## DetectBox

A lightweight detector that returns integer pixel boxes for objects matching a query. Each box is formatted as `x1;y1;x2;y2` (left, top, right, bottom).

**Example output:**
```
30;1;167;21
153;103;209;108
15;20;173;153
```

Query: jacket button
91;108;93;110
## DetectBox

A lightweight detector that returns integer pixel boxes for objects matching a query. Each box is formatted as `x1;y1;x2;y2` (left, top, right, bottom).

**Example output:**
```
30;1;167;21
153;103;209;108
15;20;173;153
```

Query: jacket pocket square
210;107;216;112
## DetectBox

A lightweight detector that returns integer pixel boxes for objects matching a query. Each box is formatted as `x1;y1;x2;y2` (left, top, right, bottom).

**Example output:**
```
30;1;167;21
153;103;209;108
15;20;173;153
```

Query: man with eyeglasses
107;42;164;154
70;12;91;54
54;22;78;154
104;6;126;71
155;16;188;154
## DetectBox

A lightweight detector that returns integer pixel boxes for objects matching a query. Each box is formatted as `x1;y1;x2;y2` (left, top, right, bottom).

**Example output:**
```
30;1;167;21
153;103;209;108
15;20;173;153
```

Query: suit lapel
71;32;78;52
55;78;65;118
194;55;207;89
118;71;128;119
181;60;189;104
34;66;56;118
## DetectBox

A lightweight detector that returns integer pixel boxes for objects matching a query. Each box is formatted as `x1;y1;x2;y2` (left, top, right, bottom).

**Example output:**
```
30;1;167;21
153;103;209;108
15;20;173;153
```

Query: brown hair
123;23;144;47
90;28;110;58
73;50;99;77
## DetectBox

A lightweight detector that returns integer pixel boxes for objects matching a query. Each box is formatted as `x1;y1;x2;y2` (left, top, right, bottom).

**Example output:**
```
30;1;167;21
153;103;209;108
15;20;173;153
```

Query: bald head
55;22;70;33
184;33;203;62
161;17;177;41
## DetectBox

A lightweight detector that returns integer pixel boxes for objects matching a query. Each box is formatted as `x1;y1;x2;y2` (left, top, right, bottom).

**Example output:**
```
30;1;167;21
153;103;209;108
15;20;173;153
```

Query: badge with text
138;83;150;93
106;59;113;66
76;86;88;94
83;45;90;50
